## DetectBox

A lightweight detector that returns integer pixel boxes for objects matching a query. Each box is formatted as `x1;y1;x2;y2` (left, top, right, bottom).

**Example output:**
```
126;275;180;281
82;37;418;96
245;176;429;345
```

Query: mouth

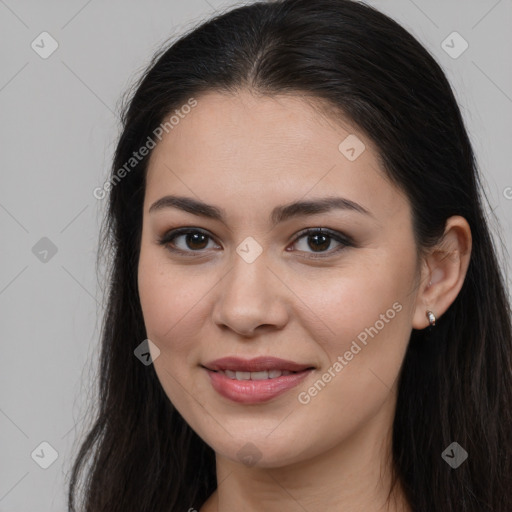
206;368;309;380
201;356;315;403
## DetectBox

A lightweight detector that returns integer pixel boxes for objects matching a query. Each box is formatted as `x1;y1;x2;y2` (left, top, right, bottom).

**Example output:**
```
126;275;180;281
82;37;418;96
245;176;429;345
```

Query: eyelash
157;227;354;259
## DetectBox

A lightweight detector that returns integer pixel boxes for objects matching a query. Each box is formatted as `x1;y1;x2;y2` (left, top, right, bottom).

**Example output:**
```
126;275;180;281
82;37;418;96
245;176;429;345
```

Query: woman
68;0;512;510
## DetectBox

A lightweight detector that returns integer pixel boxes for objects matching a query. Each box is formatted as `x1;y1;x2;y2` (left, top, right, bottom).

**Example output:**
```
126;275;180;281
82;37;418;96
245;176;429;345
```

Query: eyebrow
148;194;373;226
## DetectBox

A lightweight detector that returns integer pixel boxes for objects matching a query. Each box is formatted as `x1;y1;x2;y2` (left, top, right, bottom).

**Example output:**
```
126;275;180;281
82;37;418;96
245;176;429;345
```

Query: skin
137;90;472;511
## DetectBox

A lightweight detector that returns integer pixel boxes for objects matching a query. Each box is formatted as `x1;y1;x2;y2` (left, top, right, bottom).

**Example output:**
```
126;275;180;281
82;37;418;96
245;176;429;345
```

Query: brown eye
290;228;353;258
158;228;219;255
305;232;331;252
180;232;209;250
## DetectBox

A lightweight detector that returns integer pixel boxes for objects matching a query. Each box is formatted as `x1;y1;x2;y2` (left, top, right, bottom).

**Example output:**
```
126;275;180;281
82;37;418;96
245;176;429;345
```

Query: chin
198;427;317;469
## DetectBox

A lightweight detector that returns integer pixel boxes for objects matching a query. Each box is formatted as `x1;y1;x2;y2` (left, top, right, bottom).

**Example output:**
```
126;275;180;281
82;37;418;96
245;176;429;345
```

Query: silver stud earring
426;310;436;327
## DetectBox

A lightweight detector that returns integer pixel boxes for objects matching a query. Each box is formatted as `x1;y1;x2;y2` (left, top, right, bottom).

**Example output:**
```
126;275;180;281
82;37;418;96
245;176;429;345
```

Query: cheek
137;247;201;354
301;254;414;347
292;249;416;405
137;248;205;410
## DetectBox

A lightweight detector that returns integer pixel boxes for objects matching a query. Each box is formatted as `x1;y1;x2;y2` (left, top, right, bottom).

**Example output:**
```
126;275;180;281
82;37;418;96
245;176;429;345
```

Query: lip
204;368;313;404
202;357;315;404
203;356;314;373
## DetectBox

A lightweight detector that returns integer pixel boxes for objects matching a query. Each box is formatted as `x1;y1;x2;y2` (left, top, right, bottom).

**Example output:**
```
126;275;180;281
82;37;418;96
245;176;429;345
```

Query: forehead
144;90;408;224
149;90;375;167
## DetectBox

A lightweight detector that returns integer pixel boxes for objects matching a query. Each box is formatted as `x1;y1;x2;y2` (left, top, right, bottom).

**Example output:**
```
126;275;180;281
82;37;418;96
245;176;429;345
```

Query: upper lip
203;356;314;373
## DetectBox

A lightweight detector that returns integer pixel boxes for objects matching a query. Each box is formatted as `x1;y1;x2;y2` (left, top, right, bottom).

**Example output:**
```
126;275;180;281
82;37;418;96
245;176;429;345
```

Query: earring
426;310;436;327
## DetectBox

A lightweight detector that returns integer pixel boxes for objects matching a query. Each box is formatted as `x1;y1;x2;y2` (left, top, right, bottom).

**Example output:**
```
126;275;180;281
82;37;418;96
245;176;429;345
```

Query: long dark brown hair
67;0;512;510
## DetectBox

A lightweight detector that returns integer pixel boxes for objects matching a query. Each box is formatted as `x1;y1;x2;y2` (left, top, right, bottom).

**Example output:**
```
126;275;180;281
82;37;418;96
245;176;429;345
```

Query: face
137;90;422;468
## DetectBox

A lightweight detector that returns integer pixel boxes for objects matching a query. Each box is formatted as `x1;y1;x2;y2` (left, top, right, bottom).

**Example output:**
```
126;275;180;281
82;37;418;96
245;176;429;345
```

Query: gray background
0;0;510;510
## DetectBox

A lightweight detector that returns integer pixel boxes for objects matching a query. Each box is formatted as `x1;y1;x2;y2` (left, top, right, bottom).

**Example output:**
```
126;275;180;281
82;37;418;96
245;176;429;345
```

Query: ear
412;215;472;329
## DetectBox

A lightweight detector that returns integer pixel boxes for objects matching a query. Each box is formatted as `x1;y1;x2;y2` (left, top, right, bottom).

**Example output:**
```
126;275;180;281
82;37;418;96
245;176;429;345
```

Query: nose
211;252;290;337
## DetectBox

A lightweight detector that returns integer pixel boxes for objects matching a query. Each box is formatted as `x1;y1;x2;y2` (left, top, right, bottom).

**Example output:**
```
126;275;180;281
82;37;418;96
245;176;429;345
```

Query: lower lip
204;368;313;404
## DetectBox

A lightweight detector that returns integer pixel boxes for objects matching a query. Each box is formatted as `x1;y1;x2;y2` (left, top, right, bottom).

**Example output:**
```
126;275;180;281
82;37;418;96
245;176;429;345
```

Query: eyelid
157;226;353;258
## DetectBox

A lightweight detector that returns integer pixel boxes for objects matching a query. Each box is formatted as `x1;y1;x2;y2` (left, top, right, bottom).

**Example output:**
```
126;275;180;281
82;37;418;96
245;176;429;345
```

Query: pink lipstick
202;356;314;404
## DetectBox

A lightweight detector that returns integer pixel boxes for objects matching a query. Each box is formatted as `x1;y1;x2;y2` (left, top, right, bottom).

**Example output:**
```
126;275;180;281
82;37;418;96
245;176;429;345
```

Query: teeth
250;370;269;380
221;369;295;380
